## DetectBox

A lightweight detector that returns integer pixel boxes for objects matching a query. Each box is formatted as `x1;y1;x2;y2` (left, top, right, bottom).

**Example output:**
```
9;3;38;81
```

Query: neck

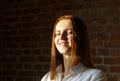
62;54;81;75
63;54;70;75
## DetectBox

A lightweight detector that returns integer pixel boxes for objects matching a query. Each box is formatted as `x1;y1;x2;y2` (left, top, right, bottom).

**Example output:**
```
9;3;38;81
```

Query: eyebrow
55;29;72;32
55;30;60;32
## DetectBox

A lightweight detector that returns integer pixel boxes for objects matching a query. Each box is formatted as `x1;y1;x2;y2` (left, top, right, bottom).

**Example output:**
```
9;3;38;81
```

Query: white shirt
41;63;107;81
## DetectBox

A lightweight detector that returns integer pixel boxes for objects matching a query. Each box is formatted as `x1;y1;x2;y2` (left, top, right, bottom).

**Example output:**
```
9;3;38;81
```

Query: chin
59;51;70;55
57;48;71;54
59;51;66;54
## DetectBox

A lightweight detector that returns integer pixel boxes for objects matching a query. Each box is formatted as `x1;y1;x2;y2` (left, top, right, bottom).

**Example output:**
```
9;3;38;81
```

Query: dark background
0;0;120;81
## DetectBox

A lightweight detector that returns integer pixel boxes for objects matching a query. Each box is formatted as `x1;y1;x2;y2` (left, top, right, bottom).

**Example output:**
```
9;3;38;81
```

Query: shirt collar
71;63;88;75
56;63;88;76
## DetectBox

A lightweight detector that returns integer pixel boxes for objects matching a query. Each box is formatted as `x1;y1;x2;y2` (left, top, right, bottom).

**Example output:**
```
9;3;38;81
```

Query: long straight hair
50;15;95;80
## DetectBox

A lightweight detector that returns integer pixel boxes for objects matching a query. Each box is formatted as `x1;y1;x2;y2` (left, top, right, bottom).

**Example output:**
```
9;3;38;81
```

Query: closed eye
67;30;73;35
55;32;61;36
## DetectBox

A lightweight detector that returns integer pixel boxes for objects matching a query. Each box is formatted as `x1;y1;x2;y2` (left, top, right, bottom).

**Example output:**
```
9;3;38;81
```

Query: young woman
41;15;107;81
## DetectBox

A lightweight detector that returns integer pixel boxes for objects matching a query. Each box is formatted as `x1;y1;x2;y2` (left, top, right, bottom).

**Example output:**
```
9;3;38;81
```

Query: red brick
2;10;14;16
0;0;120;81
34;64;42;70
0;77;6;81
96;33;109;40
14;9;24;16
107;74;118;81
22;22;40;28
97;48;109;56
19;28;36;35
16;64;23;69
6;77;15;81
89;32;97;40
38;28;52;34
105;25;120;33
37;70;46;77
42;48;51;55
42;64;50;71
37;56;50;62
18;70;36;76
31;35;41;41
0;56;17;62
110;66;120;72
0;70;16;76
18;56;36;62
24;64;33;69
38;0;56;6
20;42;37;48
19;1;36;8
109;49;120;56
90;40;103;48
41;34;52;40
5;16;18;23
1;64;14;69
104;40;120;48
31;49;42;55
20;15;37;22
1;3;19;9
16;77;34;81
23;49;32;55
39;41;50;47
87;24;104;32
94;56;103;64
104;57;120;65
110;33;120;40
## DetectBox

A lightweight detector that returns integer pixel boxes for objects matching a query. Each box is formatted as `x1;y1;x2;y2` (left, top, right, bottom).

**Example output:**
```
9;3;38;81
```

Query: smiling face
54;19;74;55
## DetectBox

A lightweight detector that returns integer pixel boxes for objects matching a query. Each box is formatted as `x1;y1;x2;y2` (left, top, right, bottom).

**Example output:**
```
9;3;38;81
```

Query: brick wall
0;0;120;81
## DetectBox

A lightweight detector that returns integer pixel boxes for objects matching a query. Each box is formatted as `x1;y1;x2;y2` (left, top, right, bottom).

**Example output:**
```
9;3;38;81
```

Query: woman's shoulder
82;68;107;81
74;63;107;81
86;68;105;76
41;72;50;81
76;63;106;75
85;68;104;74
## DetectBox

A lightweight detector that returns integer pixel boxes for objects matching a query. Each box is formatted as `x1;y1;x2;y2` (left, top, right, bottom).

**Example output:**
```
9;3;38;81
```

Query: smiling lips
59;42;68;46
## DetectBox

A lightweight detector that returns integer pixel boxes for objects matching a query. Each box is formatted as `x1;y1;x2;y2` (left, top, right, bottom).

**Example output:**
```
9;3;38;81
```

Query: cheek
69;36;74;45
69;36;74;42
54;37;58;45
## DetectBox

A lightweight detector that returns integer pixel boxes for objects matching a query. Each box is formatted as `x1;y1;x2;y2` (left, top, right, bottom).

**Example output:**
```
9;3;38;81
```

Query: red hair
50;15;95;80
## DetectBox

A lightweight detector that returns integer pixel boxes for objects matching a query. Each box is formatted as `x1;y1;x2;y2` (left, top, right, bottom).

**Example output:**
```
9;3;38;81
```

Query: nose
60;32;67;40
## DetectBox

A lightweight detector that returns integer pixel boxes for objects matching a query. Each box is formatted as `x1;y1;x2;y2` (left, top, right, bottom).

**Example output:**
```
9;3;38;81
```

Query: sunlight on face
54;19;74;55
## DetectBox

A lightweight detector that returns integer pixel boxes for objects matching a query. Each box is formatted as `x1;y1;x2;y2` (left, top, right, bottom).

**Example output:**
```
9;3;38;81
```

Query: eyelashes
55;30;73;36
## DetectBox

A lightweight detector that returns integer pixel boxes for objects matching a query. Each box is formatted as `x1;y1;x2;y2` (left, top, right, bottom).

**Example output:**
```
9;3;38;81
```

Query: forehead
55;19;73;30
